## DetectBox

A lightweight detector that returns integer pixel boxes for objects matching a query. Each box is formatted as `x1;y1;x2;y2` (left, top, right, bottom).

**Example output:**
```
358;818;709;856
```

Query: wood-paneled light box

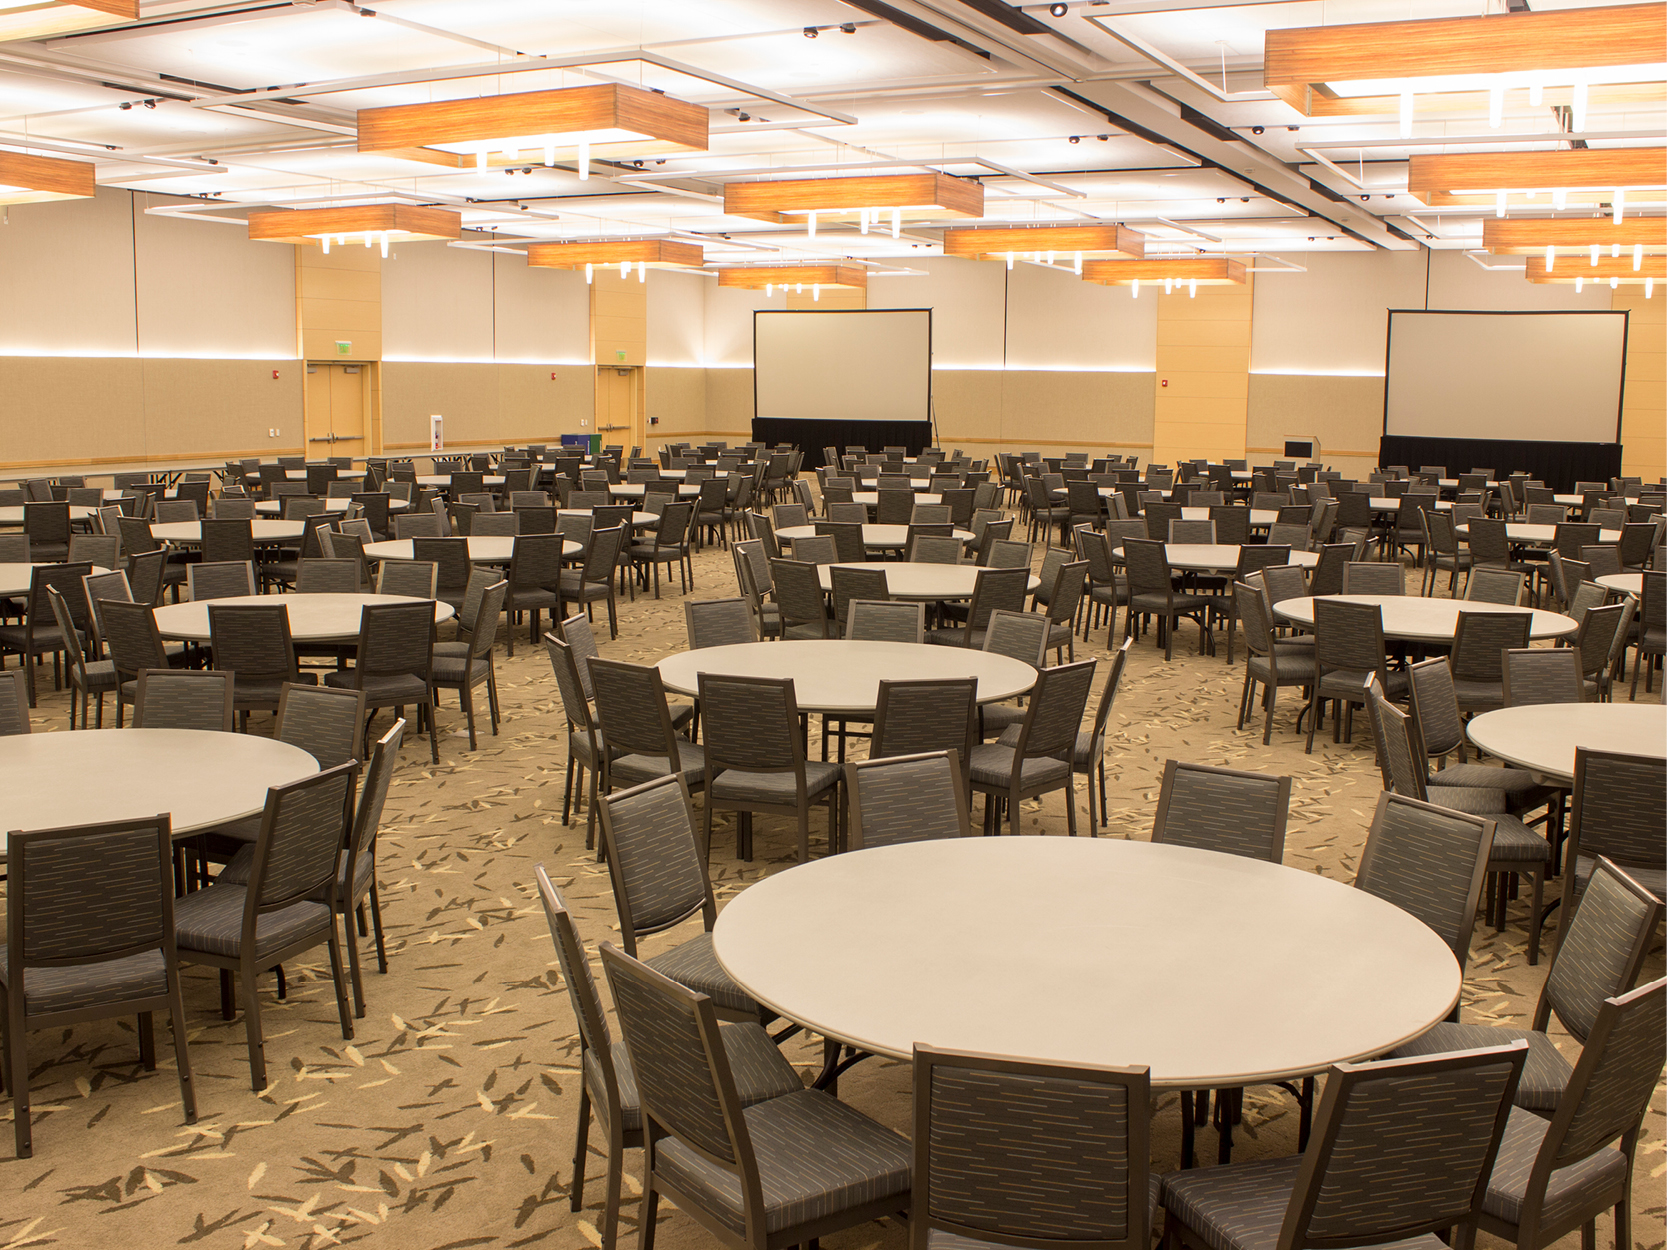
1408;149;1667;211
1525;252;1663;296
247;204;462;256
356;83;708;173
942;224;1146;271
1081;257;1245;297
526;238;703;282
1264;4;1667;129
715;264;867;296
722;173;982;236
1482;216;1667;255
0;149;95;205
0;0;134;41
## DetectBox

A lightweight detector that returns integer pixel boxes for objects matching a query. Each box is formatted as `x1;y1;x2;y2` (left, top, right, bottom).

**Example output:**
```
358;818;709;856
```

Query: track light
840;22;856;32
1049;2;1068;14
803;25;818;37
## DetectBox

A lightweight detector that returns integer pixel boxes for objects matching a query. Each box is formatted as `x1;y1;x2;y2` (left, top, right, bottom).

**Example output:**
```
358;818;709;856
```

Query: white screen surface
754;310;931;422
1385;310;1626;442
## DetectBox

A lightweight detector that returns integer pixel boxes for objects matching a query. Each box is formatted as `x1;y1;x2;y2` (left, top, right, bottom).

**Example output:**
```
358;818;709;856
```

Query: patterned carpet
0;524;1661;1250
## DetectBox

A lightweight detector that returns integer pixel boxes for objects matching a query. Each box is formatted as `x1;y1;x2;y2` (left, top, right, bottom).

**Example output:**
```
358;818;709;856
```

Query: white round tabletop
1439;479;1498;490
655;639;1037;714
1367;498;1454;513
0;505;99;526
1554;494;1585;507
851;492;944;508
1109;542;1318;573
1275;594;1577;642
152;593;455;643
855;476;934;491
560;508;656;525
416;474;506;488
0;561;111;597
286;470;365;482
254;497;409;516
1466;703;1667;784
103;488;175;502
1455;523;1621;545
777;524;974;549
0;729;318;844
150;520;304;545
607;482;700;498
1596;572;1643;596
713;838;1460;1087
814;561;1041;601
362;535;578;564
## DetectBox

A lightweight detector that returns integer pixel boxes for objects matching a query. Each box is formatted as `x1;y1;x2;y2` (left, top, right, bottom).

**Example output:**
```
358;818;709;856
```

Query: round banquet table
1367;497;1454;512
0;505;99;526
778;524;975;550
0;728;318;846
416;474;505;488
1596;572;1643;597
713;837;1460;1090
254;497;409;516
1466;703;1667;784
150;519;304;545
1127;505;1279;528
656;639;1037;715
152;592;455;643
0;561;111;597
1455;522;1621;545
560;507;657;525
853;476;934;491
607;482;700;499
813;561;1040;600
362;536;579;564
1109;542;1318;573
1275;594;1576;643
851;491;943;508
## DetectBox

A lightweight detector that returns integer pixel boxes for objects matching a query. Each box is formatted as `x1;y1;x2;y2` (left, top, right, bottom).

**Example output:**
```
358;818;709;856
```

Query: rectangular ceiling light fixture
0;0;134;41
1081;258;1244;285
247;204;462;256
942;224;1146;267
1408;149;1667;209
1264;4;1666;128
0;148;95;205
723;173;983;234
1524;253;1663;282
527;238;704;277
357;83;708;171
715;264;868;290
1482;216;1666;253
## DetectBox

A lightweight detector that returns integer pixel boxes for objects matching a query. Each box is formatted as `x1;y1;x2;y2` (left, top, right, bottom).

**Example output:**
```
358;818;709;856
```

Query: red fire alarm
1160;379;1168;387
551;371;558;380
272;369;280;380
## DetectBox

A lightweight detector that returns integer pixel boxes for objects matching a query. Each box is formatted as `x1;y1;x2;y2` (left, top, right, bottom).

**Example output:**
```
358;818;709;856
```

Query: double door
304;363;368;455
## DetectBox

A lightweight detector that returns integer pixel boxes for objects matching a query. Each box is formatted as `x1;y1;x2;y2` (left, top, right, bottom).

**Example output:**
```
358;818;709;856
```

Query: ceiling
1;0;1661;272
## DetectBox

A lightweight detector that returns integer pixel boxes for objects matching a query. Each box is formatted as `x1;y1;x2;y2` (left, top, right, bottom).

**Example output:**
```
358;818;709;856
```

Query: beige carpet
0;528;1661;1250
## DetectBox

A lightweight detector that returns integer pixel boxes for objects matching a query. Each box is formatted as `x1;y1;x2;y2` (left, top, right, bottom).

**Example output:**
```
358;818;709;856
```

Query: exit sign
336;340;352;356
615;349;626;362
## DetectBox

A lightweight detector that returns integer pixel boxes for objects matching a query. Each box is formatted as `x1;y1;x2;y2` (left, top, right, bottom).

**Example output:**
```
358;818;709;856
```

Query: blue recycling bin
560;433;601;456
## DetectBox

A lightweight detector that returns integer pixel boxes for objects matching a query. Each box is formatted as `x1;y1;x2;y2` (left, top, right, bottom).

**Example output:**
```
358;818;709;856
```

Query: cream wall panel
134;197;295;359
380;362;591;449
647;269;707;365
0;357;144;466
705;367;756;433
0;188;136;356
644;366;709;448
704;285;779;367
493;252;589;363
1426;249;1613;313
1004;261;1157;372
498;364;593;441
1250;252;1425;375
868;259;1004;368
1247;373;1384;477
786;287;864;310
141;360;301;456
382;243;491;361
1157;320;1253;348
298;267;380;302
1614;288;1665;482
933;371;1003;444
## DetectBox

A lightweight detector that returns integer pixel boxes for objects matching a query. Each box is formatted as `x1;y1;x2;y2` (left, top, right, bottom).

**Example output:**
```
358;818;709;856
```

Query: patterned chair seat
585;1022;802;1134
215;843;373;901
1449;676;1505;711
643;931;757;1015
1128;590;1212;616
610;742;706;789
1247;649;1314;686
924;626;992;648
994;723;1102;771
323;670;429;705
1318;666;1409;701
1387;1024;1572;1113
1573;855;1665;903
929;1177;1162;1250
1160;1156;1451;1250
708;760;840;805
231;672;319;710
80;656;120;692
0;948;167;1016
967;744;1069;789
431;653;488;685
1484;812;1553;863
653;1088;910;1236
173;884;332;961
1425;784;1509;815
1482;1107;1627;1229
979;703;1026;735
1434;762;1555;808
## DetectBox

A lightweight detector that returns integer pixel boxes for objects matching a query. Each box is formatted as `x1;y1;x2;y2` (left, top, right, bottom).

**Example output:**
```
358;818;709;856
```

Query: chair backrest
1500;647;1583;706
536;866;617;1109
986;539;1032;569
965;566;1031;634
829;564;890;628
1463;566;1525;605
1537;857;1664;1045
100;597;169;679
276;683;365;770
769;558;829;637
1565;748;1667;907
554;611;601;699
341;716;404;903
412;536;472;595
1308;543;1354;597
697;672;804;779
1355;791;1494;970
1274;1044;1526;1250
1366;673;1435;801
910;1045;1151;1250
1313;596;1390;683
67;532;119;569
842;599;921;644
292;558;358;595
352;600;435;685
1009;657;1097;764
208;603;300;686
132;668;234;731
1150;760;1290;863
983;609;1049;668
597;774;714;948
1167;518;1215;544
590;657;687;767
0;669;28;735
1573;600;1628;679
847;751;971;848
871;676;977;766
1341;561;1402;595
1450;609;1532;683
394;512;443;539
376;559;439;599
243;762;359;915
186;559;256;602
684;597;755;649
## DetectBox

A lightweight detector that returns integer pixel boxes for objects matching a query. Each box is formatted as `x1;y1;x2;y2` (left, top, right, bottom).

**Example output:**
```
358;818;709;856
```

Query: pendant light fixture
723;172;983;229
942;223;1146;264
246;204;462;252
0;0;135;40
526;238;704;279
0;149;96;206
714;264;868;292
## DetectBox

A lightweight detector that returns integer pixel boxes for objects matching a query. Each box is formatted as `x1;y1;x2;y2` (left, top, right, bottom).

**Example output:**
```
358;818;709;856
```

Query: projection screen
754;309;932;422
1384;310;1626;443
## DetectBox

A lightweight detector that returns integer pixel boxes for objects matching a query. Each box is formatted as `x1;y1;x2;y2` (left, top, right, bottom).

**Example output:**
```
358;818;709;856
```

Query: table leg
1179;1093;1195;1169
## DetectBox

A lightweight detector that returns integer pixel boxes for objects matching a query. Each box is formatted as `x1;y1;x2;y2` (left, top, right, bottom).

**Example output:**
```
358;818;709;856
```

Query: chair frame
846;751;972;849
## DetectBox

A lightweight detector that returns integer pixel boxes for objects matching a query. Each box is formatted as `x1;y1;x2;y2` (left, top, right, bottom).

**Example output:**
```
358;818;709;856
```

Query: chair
1449;610;1533;712
324;601;439;764
470;511;519;537
290;558;357;595
537;869;801;1250
1151;759;1290;863
1158;1044;1526;1250
1465;566;1526;605
1167;518;1215;544
596;775;761;1019
870;677;978;780
1;815;197;1157
913;1046;1150;1250
132;668;234;731
1423;511;1473;596
412;536;472;610
1627;569;1664;697
591;658;707;813
1405;659;1557;827
846;600;924;643
927;566;1030;648
1500;647;1583;707
1389;857;1663;1116
685;598;756;649
598;941;911;1250
186;560;255;603
1234;581;1313;746
208;604;315;726
969;658;1096;838
22;501;70;561
845;751;971;848
1123;539;1211;661
1307;542;1354;598
769;558;830;640
0;562;93;706
433;578;507;750
1572;601;1630;700
67;532;118;570
828;564;889;637
0;668;27;735
787;533;837;566
393;512;442;540
699;673;840;863
1561;748;1666;914
1341;561;1402;595
972;610;1049;742
173;765;358;1090
1305;597;1404;752
559;525;625;639
375;560;439;599
501;533;566;656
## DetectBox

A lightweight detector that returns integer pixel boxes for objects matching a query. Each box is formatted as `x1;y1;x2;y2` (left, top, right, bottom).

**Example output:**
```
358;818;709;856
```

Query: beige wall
381;363;593;452
1614;288;1665;484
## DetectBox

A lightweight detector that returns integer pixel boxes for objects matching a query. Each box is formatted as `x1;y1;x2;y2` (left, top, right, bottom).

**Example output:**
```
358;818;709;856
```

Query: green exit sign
336;340;352;356
615;349;626;362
